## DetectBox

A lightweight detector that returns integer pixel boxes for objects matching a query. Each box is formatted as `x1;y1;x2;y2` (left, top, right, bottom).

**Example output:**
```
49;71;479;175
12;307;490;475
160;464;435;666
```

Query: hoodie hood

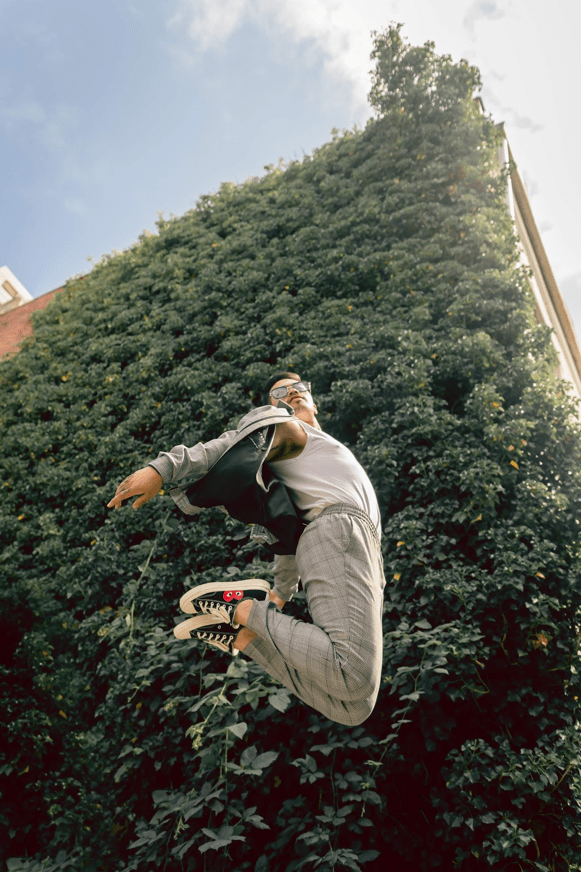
236;401;295;435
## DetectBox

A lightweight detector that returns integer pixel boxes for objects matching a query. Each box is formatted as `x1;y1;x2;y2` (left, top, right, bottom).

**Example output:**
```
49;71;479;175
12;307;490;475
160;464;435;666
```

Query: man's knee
341;667;380;705
329;696;376;726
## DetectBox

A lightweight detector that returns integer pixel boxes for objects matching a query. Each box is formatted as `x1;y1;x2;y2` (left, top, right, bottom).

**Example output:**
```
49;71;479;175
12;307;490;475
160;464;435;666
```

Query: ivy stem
128;515;168;644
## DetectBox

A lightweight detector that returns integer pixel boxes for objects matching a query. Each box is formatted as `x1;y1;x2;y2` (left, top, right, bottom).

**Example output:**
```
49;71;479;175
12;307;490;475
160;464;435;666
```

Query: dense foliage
2;26;581;872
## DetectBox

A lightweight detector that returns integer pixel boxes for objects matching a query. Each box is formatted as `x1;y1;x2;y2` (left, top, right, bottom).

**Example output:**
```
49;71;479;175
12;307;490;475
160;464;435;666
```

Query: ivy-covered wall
2;26;581;872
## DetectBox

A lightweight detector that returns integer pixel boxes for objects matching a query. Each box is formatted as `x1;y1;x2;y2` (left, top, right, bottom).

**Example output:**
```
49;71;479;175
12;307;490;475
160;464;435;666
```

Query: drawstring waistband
315;503;381;547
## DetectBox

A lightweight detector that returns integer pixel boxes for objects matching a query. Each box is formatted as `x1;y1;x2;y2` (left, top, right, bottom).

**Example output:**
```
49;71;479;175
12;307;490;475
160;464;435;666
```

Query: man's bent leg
241;507;385;725
234;591;286;651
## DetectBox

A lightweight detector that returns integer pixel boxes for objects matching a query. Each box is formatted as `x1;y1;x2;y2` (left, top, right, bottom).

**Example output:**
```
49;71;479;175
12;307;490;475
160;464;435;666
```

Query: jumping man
108;373;385;725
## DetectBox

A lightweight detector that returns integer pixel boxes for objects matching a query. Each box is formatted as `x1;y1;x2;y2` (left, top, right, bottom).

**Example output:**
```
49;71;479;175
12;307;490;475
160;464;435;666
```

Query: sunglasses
269;380;311;400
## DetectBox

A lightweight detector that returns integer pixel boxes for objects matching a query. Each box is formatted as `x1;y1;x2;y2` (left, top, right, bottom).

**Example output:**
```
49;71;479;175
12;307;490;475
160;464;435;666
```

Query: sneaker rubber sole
173;614;240;655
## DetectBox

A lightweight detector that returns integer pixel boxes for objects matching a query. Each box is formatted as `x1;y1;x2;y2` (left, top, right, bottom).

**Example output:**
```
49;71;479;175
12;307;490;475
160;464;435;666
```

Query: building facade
501;138;581;400
0;267;64;359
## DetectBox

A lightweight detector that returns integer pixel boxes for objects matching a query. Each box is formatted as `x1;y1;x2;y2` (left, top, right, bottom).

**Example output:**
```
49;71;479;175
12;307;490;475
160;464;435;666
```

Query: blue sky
2;0;580;338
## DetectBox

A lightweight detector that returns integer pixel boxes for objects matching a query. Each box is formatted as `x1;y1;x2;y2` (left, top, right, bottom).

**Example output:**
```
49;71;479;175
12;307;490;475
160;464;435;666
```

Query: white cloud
267;0;376;113
1;98;77;152
167;0;394;117
463;0;505;36
167;0;249;52
480;89;543;133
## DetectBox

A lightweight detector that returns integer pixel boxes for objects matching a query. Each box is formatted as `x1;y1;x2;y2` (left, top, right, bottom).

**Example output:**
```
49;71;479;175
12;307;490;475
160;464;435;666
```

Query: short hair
263;371;301;404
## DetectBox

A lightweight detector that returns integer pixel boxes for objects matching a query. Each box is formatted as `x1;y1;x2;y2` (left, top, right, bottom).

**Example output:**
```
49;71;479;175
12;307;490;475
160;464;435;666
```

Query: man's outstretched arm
107;467;163;510
107;437;218;511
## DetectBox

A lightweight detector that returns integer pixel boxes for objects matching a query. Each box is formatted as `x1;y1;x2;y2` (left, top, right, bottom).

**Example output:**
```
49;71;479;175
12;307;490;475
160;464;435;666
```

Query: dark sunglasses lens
271;381;309;399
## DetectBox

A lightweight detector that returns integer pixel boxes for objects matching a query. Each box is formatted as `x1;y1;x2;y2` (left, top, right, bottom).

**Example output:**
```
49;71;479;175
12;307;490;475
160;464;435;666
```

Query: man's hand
107;467;163;510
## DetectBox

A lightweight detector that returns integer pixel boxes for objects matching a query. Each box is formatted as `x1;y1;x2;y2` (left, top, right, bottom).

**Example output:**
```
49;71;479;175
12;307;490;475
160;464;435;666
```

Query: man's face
269;378;318;419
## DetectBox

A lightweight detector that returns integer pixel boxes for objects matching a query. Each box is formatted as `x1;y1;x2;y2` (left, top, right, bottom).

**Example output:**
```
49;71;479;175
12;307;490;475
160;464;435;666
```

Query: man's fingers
106;492;146;509
107;486;135;507
107;484;136;508
108;468;162;510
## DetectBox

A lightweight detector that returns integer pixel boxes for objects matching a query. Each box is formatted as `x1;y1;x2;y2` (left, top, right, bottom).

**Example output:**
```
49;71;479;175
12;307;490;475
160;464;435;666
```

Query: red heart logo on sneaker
223;590;244;602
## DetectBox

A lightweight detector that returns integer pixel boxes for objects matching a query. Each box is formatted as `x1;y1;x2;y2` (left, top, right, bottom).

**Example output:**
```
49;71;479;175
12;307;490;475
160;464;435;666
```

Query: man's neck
295;411;321;431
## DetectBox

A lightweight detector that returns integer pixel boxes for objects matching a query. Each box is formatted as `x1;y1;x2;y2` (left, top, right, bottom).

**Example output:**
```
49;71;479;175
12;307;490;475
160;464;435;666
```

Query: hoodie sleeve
148;430;237;486
271;553;300;602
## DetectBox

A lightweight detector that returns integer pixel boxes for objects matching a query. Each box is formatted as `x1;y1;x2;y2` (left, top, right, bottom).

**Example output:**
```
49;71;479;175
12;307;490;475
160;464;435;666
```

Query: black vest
183;425;304;554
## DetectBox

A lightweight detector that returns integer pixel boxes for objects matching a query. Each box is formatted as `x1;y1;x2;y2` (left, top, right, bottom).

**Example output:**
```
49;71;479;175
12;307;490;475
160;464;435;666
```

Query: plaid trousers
245;504;385;725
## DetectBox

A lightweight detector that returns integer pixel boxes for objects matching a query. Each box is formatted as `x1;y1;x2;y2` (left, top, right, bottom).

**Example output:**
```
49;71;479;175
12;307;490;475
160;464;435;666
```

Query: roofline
506;142;581;386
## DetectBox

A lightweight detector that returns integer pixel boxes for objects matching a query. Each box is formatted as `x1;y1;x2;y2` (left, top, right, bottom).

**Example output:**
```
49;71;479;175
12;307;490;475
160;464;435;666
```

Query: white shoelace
197;599;238;627
198;629;238;655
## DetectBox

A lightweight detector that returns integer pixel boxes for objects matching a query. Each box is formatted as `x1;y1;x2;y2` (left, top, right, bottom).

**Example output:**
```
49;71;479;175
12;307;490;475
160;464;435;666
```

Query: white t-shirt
269;422;381;537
